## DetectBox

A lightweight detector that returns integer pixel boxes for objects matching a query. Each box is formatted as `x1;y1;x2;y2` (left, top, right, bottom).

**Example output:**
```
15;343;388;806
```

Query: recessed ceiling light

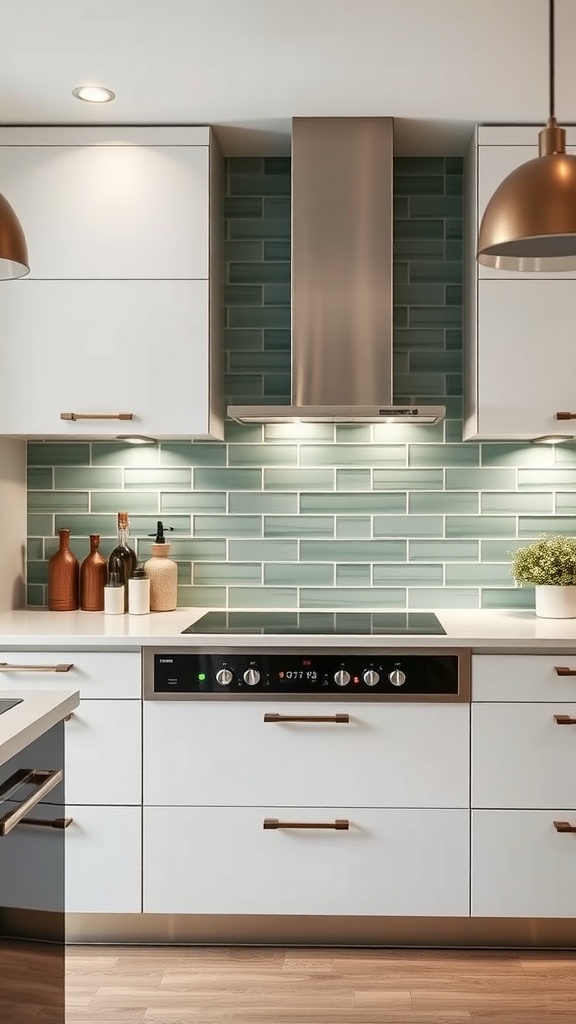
72;85;116;104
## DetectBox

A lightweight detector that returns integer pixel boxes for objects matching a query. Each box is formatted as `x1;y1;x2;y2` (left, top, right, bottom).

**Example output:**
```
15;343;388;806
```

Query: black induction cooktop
0;699;23;716
182;611;446;636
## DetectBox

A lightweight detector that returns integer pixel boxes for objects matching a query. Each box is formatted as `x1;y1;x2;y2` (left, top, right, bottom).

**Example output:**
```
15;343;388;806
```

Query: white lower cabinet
66;806;142;914
65;700;141;805
472;810;576;918
143;807;469;917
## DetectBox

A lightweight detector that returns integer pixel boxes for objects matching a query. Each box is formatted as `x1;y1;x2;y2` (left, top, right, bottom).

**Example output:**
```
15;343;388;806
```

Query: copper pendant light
0;191;28;279
478;0;576;272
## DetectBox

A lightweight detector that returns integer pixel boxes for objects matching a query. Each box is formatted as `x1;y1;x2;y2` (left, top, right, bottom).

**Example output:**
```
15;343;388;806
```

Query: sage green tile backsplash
26;157;574;610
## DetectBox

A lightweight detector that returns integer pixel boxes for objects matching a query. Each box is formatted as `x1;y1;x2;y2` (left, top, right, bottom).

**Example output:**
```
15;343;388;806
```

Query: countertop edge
0;690;80;768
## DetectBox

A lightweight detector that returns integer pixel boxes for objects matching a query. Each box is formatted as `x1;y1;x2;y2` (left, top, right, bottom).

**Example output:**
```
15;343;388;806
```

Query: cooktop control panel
146;649;469;702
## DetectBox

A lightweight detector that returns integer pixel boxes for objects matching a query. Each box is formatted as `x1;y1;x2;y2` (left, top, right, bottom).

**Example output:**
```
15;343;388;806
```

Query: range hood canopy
228;117;445;427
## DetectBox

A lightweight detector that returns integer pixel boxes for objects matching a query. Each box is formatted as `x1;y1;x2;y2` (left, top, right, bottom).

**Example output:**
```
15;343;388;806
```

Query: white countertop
0;689;79;768
1;607;576;650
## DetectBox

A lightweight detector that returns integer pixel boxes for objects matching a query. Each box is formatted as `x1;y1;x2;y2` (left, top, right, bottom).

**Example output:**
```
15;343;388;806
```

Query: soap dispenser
144;521;178;611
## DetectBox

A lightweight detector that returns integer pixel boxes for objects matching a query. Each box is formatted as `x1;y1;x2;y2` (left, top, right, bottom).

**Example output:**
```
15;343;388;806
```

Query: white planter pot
535;585;576;619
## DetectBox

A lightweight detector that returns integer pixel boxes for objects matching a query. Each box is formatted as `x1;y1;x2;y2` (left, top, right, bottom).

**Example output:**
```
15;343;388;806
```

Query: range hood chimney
228;117;444;425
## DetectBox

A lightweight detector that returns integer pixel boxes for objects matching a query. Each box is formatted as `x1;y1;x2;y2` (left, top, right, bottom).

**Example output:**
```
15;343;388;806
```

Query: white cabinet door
144;807;469;917
66;806;141;913
66;700;141;805
0;144;209;280
472;810;576;917
472;654;576;703
0;280;210;438
0;651;140;698
472;703;576;808
476;280;576;438
144;702;469;809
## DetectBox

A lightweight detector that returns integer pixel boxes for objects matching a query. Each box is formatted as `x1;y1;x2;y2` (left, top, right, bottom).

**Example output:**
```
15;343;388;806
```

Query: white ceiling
0;0;572;154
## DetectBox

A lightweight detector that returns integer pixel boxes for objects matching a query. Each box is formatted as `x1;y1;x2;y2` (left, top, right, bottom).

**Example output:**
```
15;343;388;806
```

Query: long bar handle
0;769;63;836
264;712;350;724
554;820;576;833
60;412;133;421
0;663;73;673
554;666;576;676
263;818;349;830
555;412;576;421
20;816;73;830
554;714;576;725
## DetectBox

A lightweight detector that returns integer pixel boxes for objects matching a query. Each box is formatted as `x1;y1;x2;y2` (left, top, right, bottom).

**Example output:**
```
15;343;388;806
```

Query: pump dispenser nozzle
148;520;174;543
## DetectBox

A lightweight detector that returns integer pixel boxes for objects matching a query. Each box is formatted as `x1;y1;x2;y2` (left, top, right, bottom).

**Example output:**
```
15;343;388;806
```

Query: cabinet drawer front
472;810;576;917
472;703;576;808
66;806;142;914
144;703;469;808
65;701;141;805
0;652;140;698
144;807;469;917
472;654;576;702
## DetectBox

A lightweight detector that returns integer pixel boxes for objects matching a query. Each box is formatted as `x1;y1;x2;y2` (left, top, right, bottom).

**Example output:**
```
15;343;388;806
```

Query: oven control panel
146;650;469;701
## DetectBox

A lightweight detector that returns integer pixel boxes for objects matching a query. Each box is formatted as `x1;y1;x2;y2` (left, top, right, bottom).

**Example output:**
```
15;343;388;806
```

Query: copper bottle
80;534;107;611
48;528;80;611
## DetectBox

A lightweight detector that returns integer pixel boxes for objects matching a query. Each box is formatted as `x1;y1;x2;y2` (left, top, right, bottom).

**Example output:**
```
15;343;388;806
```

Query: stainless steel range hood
228;117;444;426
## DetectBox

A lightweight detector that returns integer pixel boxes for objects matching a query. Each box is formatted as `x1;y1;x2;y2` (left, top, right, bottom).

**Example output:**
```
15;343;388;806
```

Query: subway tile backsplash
26;157;575;610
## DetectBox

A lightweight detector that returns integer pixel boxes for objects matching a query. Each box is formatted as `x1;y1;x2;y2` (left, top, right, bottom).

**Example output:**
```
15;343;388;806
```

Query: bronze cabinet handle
60;412;133;421
0;663;73;673
554;821;576;833
263;818;349;830
20;816;73;830
0;769;63;836
554;715;576;725
554;666;576;676
263;713;350;724
555;412;576;420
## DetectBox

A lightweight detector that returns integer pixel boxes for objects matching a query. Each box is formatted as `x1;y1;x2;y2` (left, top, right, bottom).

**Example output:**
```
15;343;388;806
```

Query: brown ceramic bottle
48;528;80;611
80;534;107;611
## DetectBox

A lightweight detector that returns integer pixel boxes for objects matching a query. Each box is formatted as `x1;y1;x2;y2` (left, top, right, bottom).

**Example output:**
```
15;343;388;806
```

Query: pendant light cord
549;0;555;119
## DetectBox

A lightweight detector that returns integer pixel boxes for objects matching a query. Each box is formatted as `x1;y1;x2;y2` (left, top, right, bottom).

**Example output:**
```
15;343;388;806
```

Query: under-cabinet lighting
116;435;156;445
531;435;573;444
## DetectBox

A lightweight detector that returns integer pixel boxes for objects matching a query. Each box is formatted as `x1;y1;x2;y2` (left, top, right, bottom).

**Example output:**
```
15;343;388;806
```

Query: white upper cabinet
0;127;223;439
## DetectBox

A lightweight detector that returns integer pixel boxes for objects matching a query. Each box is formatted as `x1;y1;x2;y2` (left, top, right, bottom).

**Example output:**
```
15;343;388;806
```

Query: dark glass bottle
108;512;137;611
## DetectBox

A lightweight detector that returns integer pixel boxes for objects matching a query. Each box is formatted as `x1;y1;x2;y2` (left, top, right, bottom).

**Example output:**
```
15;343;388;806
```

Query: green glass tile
228;306;290;329
409;491;478;514
300;587;406;610
408;588;479;609
409;306;462;327
394;239;445;259
177;563;192;585
446;219;463;240
300;445;405;468
481;588;535;610
371;422;444;444
263;328;291;351
336;564;371;586
128;514;190;536
167;538;227;560
224;376;264;400
263;197;291;219
301;493;405;514
229;218;291;242
264;563;334;586
394;176;444;197
194;562;262;585
28;491;89;513
394;307;408;328
124;468;191;490
264;516;334;538
446;157;464;174
224;240;263;262
445;420;463;442
27;538;43;560
410;262;461;284
374;468;443;490
519;468;576;490
28;443;90;466
264;156;290;175
394;328;445;350
446;516;516;538
518;517;576;537
224;284;263;306
224;423;264;444
54;467;123;490
480;442;554;467
395;157;445;176
373;515;443;538
336;517;372;539
264;423;334;442
90;442;160;467
394;373;445;396
373;563;443;586
227;157;263;174
27;467;53;489
446;285;462;306
160;442;226;467
229;262;290;285
54;514;116;536
229;444;296;466
264;469;334;490
224;196;263;218
410;196;462;218
195;468;261;490
445;467;516;490
336;469;372;491
177;585;227;608
394;261;408;283
394;197;409;218
556;493;576;513
409;444;480;467
229;587;298;609
91;492;159;514
229;539;298;561
445;241;463;261
446;563;513;586
394;352;409;375
446;374;462;397
27;513;54;537
481;539;526;561
394;284;445;306
224;329;263;352
26;560;48;585
160;492;226;513
262;373;291;397
446;329;462;350
394;219;444;240
481;492;553;514
26;585;45;607
409;539;479;561
300;540;405;562
264;241;291;261
554;443;576;465
229;492;298;514
335;425;372;443
229;173;291;196
410;350;461;374
194;515;262;538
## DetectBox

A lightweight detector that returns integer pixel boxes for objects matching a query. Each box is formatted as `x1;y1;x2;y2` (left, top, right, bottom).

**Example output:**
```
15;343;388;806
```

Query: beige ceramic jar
144;522;177;611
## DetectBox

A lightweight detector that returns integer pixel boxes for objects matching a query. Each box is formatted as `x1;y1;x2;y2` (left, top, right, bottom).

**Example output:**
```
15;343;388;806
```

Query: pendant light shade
477;0;576;272
0;192;29;280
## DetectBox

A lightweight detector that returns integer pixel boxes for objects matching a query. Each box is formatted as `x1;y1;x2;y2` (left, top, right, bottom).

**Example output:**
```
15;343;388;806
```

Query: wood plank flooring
66;945;576;1023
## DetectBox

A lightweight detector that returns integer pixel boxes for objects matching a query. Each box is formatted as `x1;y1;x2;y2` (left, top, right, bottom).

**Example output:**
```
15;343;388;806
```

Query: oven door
0;722;66;1023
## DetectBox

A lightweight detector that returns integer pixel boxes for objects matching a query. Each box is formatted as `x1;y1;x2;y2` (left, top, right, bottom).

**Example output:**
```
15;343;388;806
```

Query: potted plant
511;535;576;618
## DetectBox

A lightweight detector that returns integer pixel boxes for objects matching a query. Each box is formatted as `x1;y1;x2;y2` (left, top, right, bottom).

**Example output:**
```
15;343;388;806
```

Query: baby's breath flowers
511;536;576;586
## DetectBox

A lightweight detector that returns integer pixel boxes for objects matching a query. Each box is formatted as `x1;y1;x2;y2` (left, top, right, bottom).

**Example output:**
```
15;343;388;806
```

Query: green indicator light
198;673;206;681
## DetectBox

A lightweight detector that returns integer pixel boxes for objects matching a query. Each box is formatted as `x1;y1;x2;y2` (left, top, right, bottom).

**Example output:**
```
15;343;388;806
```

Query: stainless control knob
216;668;233;686
388;668;406;687
363;669;380;687
243;667;261;686
334;669;351;687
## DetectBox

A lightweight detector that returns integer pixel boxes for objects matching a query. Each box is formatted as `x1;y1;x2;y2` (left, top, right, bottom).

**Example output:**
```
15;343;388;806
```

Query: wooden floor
65;945;576;1023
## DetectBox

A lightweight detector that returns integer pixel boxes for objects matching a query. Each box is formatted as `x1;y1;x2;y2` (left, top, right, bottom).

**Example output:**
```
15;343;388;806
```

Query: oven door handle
263;713;350;724
0;769;63;836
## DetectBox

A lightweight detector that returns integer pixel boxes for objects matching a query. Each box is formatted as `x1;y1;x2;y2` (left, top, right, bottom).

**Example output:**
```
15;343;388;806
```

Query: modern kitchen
1;1;576;1021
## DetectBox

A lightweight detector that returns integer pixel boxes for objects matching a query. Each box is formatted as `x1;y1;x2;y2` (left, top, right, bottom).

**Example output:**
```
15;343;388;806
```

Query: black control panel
150;650;465;700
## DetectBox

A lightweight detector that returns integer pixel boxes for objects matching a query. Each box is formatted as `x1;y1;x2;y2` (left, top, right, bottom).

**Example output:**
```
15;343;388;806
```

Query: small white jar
104;572;125;615
128;565;150;615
